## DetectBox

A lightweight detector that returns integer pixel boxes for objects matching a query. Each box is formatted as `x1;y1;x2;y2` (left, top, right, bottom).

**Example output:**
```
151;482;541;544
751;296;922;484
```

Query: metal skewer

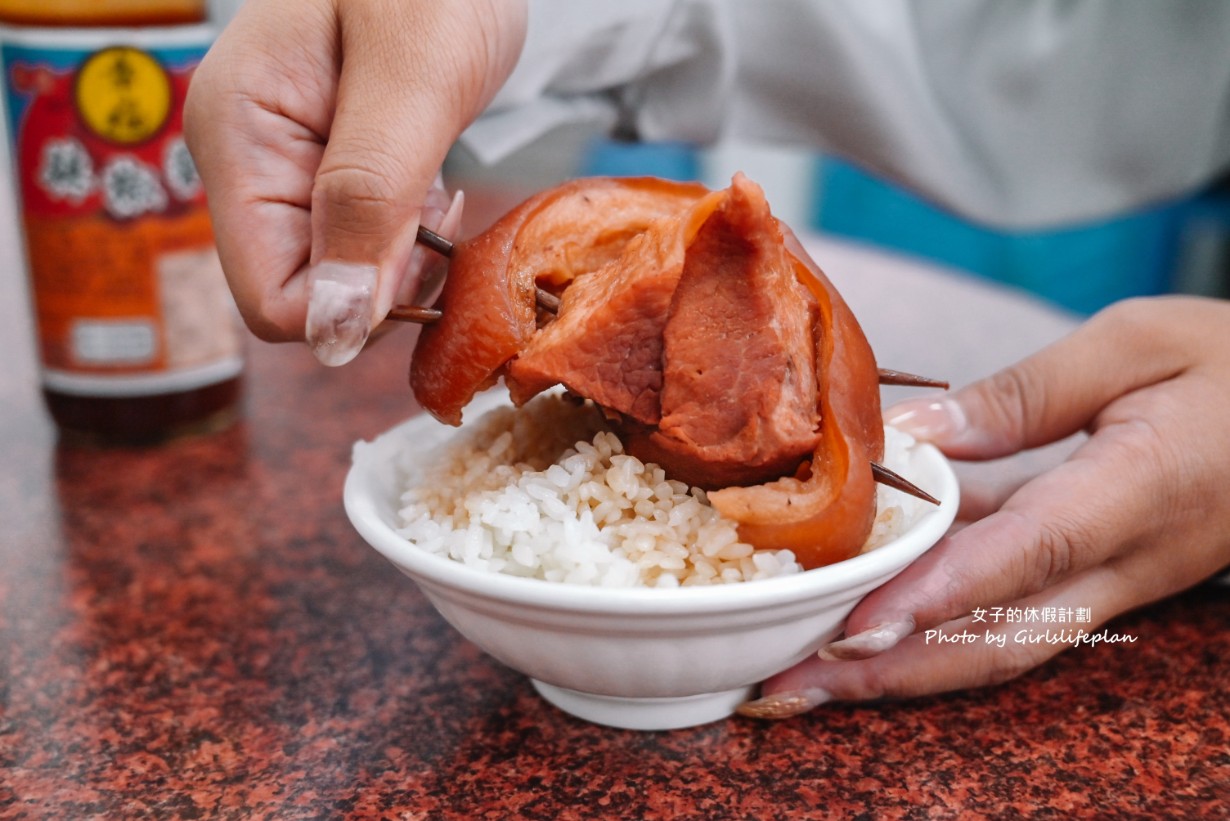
877;369;949;390
415;224;454;257
870;461;940;505
387;305;442;323
395;225;560;318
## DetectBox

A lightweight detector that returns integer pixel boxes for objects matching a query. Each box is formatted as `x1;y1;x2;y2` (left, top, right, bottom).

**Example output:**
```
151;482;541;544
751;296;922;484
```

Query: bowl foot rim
531;679;755;731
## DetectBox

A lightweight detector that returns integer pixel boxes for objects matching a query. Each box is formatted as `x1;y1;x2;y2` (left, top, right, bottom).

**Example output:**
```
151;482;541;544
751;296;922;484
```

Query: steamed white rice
395;394;926;588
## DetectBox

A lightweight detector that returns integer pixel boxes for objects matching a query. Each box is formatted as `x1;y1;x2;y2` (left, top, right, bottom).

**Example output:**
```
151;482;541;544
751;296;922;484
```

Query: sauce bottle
0;0;244;444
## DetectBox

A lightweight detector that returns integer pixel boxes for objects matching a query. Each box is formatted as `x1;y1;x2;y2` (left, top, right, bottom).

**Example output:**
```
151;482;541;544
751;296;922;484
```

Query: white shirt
464;0;1230;229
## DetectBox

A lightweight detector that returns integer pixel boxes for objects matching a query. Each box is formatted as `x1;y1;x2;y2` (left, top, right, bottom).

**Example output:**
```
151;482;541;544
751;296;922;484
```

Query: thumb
882;299;1190;460
305;0;526;366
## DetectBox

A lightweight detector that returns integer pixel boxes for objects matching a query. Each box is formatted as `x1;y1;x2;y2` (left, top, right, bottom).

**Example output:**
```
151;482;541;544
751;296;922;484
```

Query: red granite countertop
3;240;1228;819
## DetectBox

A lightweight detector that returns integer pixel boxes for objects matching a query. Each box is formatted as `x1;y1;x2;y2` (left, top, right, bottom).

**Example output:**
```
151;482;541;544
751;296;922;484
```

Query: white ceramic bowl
344;391;959;731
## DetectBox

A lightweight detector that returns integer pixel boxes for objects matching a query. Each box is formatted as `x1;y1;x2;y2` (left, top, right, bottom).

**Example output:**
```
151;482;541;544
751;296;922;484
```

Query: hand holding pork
184;0;527;359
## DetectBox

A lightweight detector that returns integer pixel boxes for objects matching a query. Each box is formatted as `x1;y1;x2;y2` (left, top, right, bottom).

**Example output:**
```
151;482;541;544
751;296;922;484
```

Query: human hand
739;295;1230;718
185;0;527;364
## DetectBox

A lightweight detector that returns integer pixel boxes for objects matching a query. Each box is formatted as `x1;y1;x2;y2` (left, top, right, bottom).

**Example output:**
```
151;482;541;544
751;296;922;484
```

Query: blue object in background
580;138;701;182
812;157;1189;315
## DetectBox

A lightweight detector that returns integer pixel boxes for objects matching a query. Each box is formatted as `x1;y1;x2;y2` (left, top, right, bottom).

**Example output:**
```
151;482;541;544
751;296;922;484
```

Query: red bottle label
3;24;242;396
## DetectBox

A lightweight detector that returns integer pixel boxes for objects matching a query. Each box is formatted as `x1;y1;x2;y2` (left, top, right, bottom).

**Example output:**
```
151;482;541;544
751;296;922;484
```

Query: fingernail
883;397;967;443
400;188;464;307
305;261;378;366
736;688;831;720
423;173;454;223
818;617;914;661
441;188;465;235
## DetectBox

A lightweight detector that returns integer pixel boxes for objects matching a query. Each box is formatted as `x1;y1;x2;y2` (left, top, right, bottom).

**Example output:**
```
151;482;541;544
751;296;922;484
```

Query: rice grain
395;394;926;588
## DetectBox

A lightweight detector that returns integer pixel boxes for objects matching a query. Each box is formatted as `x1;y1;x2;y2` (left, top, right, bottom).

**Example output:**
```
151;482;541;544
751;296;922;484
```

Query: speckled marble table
2;213;1227;818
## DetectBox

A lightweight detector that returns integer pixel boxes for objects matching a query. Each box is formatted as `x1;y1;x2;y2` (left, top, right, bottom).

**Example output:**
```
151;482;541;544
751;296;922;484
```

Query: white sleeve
461;0;1230;229
460;0;727;159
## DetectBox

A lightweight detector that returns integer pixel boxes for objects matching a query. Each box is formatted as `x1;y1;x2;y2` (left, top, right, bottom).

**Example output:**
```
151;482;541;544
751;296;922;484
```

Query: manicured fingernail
737;688;831;720
818;617;915;661
883;397;967;443
305;261;378;366
422;174;453;224
440;188;464;235
400;188;464;307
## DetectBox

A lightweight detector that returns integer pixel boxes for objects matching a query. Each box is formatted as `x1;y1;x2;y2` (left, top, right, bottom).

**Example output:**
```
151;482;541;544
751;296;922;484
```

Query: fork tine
877;369;949;389
870;461;940;505
386;286;559;325
387;305;443;324
416;224;454;257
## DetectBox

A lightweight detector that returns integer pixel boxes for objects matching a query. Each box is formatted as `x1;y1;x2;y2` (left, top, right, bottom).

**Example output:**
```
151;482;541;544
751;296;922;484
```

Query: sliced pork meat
615;176;821;488
411;177;707;425
706;225;884;568
506;189;725;423
410;173;885;569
